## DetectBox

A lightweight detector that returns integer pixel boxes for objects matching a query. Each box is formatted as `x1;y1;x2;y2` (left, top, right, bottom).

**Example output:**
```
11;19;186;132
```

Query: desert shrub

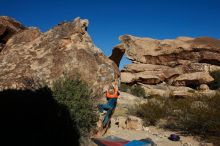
52;77;98;137
135;97;167;125
209;70;220;89
120;83;146;98
173;96;219;136
120;83;130;92
133;93;220;143
130;84;146;98
174;94;220;145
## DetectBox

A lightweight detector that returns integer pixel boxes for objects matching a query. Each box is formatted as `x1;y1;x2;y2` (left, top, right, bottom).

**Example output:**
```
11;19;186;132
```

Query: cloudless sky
1;0;220;69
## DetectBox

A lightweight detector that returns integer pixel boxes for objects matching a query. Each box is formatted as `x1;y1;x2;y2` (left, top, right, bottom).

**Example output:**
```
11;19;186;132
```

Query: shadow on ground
0;87;80;146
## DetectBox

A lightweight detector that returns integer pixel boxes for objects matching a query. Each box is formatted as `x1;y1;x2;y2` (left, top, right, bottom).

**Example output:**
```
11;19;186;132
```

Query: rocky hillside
0;16;119;93
114;35;220;97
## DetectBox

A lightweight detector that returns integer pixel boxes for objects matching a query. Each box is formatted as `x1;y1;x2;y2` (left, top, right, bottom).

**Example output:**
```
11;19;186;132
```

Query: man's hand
103;85;109;93
113;80;118;90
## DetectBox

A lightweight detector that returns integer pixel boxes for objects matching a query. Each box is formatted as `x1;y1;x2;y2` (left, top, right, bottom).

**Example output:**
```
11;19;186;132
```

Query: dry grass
131;92;220;145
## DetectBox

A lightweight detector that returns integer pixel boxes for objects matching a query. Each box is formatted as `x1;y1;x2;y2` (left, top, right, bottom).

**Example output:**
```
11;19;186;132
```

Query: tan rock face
121;63;181;84
140;83;216;98
173;72;214;86
118;35;220;65
115;35;220;89
0;16;26;51
0;17;119;94
199;84;210;91
126;116;143;130
114;116;144;130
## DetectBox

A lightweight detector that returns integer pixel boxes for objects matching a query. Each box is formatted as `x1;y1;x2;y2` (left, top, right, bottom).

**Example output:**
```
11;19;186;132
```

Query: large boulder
115;35;220;95
121;62;215;85
140;83;216;98
0;17;119;94
173;72;214;86
116;35;220;66
121;63;181;84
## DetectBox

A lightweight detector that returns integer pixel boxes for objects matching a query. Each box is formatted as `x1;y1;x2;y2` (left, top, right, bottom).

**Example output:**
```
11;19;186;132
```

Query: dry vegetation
130;92;220;145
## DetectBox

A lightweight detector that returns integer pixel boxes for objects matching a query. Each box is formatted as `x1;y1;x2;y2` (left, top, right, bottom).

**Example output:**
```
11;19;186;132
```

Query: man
98;80;119;127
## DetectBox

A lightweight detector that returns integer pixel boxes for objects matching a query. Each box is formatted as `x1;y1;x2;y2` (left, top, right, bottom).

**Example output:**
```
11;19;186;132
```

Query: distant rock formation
0;16;119;94
114;35;220;97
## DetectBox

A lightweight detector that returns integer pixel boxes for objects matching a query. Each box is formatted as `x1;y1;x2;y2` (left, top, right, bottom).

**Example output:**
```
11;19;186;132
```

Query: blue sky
1;0;220;69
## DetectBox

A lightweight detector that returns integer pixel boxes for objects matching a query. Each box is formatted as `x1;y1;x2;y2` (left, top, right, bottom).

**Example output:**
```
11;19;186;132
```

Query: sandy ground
91;92;213;146
104;123;213;146
90;116;213;146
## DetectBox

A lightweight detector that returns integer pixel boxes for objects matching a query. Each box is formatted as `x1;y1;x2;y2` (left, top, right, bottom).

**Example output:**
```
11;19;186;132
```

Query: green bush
131;84;146;98
133;93;220;144
135;97;166;125
120;83;146;98
209;70;220;90
52;77;98;137
120;83;130;92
